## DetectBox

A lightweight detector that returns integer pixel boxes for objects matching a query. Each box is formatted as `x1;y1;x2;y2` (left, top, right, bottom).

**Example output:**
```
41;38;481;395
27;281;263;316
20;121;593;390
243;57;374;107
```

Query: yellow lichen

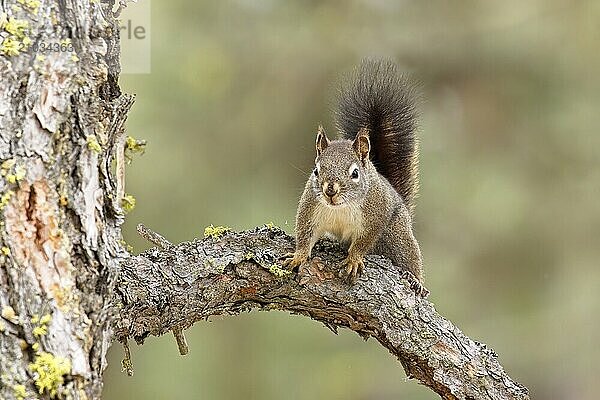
0;191;14;209
3;17;29;38
86;135;102;153
119;239;134;253
50;9;58;25
269;264;291;278
32;313;51;337
1;159;16;170
1;36;21;56
121;194;136;213
13;384;27;400
0;16;31;56
125;135;147;158
1;247;9;256
40;314;52;325
17;0;40;14
29;351;71;398
32;325;48;337
5;164;26;184
203;225;230;239
265;221;278;231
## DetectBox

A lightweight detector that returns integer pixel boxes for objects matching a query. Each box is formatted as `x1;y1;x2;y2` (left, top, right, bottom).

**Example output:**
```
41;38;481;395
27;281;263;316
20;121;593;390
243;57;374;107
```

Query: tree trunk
0;0;129;398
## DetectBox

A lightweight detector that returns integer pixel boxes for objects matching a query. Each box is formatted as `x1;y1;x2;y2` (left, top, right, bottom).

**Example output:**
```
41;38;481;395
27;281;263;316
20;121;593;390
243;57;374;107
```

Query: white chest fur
312;202;364;244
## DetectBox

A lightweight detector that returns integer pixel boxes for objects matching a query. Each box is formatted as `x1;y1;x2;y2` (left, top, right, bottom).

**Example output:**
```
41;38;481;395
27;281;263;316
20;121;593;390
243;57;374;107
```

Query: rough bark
114;226;530;400
0;0;128;399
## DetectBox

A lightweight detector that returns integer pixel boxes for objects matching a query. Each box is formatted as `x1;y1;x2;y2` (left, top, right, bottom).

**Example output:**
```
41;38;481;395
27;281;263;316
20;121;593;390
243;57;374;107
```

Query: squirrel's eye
351;168;359;180
313;167;319;177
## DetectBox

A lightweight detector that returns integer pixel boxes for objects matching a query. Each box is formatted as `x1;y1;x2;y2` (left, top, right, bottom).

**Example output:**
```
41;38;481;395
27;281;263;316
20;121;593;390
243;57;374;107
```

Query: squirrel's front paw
281;252;308;272
339;256;365;284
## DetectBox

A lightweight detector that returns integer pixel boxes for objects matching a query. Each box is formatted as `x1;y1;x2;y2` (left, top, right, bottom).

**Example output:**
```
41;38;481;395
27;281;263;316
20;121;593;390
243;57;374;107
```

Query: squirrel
283;59;425;294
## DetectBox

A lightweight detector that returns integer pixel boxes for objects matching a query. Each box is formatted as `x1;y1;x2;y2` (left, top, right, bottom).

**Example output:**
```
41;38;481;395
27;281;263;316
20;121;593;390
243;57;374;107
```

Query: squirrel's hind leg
377;206;425;285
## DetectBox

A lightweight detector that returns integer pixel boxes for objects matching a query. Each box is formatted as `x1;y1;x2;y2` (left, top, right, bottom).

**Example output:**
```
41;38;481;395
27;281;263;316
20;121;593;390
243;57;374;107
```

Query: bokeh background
104;1;600;399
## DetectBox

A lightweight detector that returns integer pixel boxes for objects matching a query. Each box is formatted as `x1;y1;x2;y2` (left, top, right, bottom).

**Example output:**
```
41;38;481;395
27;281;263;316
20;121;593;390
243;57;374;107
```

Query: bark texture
0;0;128;398
114;226;530;400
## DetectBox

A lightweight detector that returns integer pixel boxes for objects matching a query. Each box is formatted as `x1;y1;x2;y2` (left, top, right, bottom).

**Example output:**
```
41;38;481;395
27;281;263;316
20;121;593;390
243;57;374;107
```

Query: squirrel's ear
353;129;370;163
316;125;329;155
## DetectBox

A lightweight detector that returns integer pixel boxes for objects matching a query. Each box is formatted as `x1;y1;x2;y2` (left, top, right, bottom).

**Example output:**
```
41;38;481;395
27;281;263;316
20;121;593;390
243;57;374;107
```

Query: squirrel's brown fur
283;60;425;294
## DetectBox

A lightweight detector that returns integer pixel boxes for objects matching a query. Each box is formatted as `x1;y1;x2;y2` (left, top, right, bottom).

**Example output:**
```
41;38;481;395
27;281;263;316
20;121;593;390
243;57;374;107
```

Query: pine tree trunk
0;1;130;398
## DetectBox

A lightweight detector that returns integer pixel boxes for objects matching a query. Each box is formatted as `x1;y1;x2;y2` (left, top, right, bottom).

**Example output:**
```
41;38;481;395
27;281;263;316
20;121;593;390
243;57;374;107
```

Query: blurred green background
104;1;600;399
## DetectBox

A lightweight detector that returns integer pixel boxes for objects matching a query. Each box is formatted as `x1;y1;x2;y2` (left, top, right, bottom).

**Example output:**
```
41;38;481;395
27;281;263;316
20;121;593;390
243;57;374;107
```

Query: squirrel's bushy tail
335;59;419;215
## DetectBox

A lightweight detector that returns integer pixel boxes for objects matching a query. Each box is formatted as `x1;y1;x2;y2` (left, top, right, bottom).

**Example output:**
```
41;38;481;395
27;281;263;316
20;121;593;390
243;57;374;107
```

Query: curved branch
113;226;529;400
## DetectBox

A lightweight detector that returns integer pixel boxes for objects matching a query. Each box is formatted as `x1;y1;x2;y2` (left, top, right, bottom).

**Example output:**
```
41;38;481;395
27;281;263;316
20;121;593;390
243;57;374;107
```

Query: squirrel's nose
324;183;338;197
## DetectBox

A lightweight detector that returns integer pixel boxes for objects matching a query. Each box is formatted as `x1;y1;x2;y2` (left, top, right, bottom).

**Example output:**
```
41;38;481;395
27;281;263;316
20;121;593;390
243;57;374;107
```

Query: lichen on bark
0;1;132;398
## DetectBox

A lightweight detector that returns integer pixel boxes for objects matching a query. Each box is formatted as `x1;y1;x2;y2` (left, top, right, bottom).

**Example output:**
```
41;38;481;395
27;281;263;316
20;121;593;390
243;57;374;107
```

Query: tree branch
113;226;529;400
